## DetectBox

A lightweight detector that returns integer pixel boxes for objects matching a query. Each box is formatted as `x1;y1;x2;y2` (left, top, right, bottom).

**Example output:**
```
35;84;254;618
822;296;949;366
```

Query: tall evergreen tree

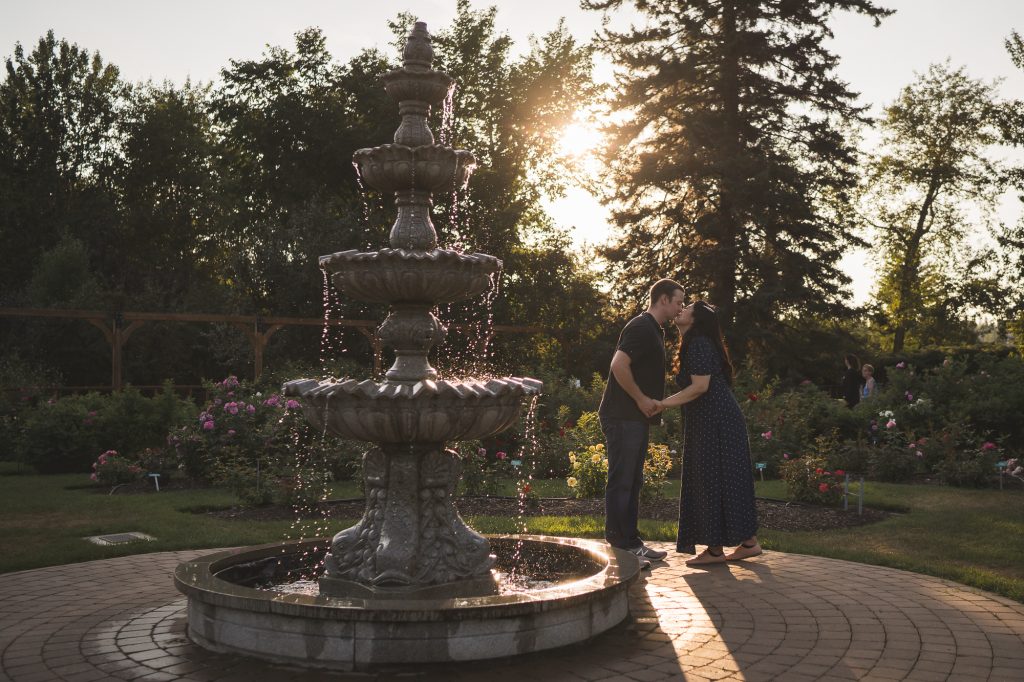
582;0;890;351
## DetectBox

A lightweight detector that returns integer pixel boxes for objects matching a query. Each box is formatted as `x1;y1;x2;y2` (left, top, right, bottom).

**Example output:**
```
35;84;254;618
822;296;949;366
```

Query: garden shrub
457;441;505;497
90;449;143;486
15;383;194;473
936;444;1000;488
780;453;845;506
170;376;354;506
867;445;920;483
567;444;608;499
566;442;671;502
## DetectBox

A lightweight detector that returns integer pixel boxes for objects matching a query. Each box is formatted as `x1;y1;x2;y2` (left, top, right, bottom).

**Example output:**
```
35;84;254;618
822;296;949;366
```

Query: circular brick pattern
1;545;1023;680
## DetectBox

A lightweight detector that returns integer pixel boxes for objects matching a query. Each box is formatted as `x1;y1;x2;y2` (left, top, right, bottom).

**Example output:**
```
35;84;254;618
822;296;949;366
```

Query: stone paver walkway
1;544;1023;681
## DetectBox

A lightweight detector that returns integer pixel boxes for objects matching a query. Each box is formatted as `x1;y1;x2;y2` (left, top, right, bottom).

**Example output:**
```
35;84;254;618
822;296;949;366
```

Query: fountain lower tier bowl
284;376;542;442
320;248;501;304
354;144;475;194
174;536;640;671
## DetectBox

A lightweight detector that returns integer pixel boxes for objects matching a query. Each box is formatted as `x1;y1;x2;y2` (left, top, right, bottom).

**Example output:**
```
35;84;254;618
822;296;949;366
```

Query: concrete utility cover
85;532;155;546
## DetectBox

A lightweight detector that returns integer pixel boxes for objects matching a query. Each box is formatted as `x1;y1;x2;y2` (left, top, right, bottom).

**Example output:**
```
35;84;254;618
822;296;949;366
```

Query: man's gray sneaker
631;543;668;561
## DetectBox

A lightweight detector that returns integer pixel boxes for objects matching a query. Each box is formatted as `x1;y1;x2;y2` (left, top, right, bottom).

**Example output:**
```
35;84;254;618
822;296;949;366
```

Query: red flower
815;467;824;475
747;392;759;401
818;483;830;493
521;483;531;494
834;469;846;476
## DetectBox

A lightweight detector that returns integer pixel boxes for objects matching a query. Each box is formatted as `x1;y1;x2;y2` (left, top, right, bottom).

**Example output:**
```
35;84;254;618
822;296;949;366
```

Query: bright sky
4;0;1024;305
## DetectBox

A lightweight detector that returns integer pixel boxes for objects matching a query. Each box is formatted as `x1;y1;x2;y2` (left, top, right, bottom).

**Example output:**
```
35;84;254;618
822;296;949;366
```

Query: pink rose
477;447;487;458
496;451;507;460
228;429;236;436
761;430;772;440
896;361;906;369
203;420;215;430
246;404;256;414
981;442;997;451
90;473;97;481
286;399;300;409
886;419;896;429
783;453;790;460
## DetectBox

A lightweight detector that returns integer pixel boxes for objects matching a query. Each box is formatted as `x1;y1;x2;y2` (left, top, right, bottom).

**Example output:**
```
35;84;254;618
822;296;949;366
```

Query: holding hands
638;396;665;418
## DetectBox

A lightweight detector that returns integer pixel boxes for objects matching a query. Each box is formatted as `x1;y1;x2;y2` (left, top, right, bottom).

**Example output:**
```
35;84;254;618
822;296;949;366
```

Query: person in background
842;353;862;409
861;363;877;399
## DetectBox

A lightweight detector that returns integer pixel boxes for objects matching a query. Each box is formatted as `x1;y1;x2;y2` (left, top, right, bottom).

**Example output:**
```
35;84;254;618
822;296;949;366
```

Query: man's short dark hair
650;278;684;307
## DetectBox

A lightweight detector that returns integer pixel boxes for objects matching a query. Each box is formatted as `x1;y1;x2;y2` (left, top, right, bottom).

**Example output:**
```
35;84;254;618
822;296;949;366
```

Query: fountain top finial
403;21;433;71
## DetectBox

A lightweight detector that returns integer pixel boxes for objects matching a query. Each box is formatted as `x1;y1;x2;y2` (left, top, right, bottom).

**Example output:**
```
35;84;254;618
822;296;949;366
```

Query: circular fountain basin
174;535;640;671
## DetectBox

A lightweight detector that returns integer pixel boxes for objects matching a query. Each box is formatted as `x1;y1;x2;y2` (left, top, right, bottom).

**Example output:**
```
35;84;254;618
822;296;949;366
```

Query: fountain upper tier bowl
284;376;542;443
320;248;501;304
382;67;453;106
354;144;475;194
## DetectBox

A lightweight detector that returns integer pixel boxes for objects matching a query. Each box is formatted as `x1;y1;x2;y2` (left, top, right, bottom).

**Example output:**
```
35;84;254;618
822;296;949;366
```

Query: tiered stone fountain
174;21;639;671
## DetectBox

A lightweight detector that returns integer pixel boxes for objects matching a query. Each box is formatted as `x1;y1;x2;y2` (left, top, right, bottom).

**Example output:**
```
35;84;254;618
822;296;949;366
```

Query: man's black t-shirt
598;312;666;424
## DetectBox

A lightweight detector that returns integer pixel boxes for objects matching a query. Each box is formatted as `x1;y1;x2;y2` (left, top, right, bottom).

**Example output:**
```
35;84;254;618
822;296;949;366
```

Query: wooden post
84;314;145;391
356;327;383;377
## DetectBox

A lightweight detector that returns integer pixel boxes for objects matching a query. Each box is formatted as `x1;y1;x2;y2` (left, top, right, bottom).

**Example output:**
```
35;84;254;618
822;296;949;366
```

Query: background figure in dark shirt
598;278;684;562
842;353;862;409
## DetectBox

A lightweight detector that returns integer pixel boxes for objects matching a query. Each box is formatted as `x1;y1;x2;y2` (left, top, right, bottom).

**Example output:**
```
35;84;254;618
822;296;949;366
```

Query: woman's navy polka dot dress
675;335;759;554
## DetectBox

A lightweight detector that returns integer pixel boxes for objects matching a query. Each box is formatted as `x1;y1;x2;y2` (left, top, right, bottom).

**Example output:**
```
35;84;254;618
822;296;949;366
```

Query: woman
861;363;877;399
842;354;862;409
655;301;760;566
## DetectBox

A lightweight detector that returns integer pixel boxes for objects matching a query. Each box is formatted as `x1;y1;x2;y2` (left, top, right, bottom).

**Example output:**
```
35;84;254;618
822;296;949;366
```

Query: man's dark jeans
601;416;649;550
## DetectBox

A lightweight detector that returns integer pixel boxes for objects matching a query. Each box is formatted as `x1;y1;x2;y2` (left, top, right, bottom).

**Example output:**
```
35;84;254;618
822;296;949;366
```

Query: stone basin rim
174;535;640;620
284;376;544;401
319;247;501;269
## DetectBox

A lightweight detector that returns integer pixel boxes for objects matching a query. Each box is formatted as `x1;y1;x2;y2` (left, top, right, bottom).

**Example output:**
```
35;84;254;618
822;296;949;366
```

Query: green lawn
1;469;1022;603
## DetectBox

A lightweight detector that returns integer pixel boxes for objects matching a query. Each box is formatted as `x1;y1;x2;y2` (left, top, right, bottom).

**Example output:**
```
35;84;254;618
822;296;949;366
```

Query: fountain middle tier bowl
284;376;542;443
354;144;475;194
320;248;501;304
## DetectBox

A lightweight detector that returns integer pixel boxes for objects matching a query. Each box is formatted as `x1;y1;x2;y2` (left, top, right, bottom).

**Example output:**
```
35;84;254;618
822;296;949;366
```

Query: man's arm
609;350;659;416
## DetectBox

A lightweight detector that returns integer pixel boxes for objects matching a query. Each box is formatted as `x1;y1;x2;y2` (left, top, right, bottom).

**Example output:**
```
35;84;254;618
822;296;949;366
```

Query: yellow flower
567;477;578;488
568;454;576;465
595;444;604;450
591;453;602;464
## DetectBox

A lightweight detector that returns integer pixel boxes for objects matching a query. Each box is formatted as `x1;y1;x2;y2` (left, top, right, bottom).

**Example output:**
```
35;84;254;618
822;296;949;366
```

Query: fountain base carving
319;444;495;593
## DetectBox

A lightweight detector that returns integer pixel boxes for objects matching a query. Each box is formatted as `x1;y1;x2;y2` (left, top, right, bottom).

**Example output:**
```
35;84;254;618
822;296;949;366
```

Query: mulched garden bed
200;495;894;532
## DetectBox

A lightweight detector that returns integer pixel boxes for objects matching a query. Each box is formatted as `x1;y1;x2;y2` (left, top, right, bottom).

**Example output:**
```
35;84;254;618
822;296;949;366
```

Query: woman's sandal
684;548;728;566
726;541;763;561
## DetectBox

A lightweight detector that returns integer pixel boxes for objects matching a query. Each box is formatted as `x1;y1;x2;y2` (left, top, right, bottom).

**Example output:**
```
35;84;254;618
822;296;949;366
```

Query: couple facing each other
597;278;761;567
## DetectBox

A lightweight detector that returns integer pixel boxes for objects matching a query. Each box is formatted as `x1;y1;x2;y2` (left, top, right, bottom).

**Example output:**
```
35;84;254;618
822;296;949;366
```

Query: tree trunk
892;173;942;353
714;0;741;332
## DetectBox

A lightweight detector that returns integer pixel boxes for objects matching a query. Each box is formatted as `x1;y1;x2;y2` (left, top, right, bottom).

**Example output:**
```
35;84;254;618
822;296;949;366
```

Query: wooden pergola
0;307;546;391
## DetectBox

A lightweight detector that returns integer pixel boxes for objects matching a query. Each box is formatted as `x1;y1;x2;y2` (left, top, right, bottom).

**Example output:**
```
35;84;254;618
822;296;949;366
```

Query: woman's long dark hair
678;300;734;385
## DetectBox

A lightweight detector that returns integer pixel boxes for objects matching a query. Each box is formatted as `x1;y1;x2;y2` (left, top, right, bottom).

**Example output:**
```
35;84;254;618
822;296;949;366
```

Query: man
599;278;685;564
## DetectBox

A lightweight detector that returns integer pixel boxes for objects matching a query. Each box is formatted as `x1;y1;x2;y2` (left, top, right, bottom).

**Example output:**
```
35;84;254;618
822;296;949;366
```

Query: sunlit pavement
1;543;1023;681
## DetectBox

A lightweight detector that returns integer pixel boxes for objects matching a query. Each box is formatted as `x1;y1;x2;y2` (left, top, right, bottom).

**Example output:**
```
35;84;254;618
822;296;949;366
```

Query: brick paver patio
1;543;1023;681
